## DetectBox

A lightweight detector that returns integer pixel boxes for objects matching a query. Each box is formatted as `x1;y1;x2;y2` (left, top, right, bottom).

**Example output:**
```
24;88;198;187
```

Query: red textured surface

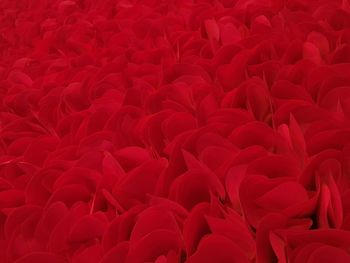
1;0;350;262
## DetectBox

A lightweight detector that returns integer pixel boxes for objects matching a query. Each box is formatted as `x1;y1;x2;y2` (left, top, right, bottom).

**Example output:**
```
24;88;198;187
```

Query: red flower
1;0;350;262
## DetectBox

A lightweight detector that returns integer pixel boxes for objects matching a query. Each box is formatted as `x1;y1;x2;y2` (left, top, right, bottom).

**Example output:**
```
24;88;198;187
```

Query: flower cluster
1;0;350;262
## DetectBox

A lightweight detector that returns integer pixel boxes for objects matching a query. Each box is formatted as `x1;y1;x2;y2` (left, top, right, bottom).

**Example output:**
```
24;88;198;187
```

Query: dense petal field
1;0;350;262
